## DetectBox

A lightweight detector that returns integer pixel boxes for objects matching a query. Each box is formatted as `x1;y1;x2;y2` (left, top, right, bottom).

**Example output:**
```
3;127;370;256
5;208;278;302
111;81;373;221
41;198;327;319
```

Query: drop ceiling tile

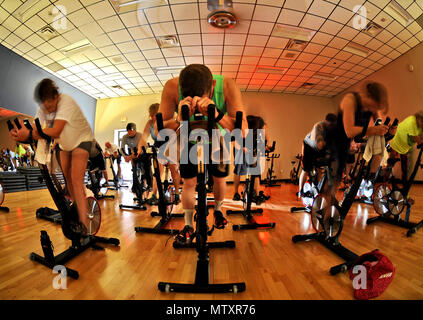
161;47;183;57
185;56;204;64
243;46;264;56
182;45;202;56
300;14;326;30
0;25;11;40
170;3;199;20
79;21;104;38
2;14;21;32
224;33;247;46
175;20;201;34
396;43;411;54
329;5;354;24
202;33;224;45
116;41;139;54
258;57;277;65
62;28;86;44
396;28;413;42
48;35;70;49
132;60;150;69
150;22;176;37
204;56;222;64
136;38;159;50
246;34;268;46
128;25;154;40
148;58;166;67
407;2;423;19
166;57;185;66
116;63;134;72
92;58;112;68
144;5;173;23
297;52;317;62
267;36;290;49
262;47;282;58
303;42;324;54
365;38;384;51
203;45;223;55
67;8;94;27
376;29;394;43
97;16;125;33
142;48;164;59
386;20;405;35
328;37;349;49
47;50;67;61
275;58;294;68
15;40;32;53
406;36;419;48
124;51;145;61
99;44;121;57
311;32;334;45
277;9;305;26
108;29;133;44
84;49;104;60
407;21;422;35
89;33;113;48
320;46;340;57
120;10;148;28
319;19;344;35
223;55;241;64
86;1;115;20
308;0;336;17
248;21;275;35
337;25;360;40
253;4;281;22
284;0;313;11
387;36;402;48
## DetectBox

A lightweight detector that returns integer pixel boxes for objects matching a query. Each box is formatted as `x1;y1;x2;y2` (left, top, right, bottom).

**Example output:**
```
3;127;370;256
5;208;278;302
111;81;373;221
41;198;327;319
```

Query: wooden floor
1;182;423;300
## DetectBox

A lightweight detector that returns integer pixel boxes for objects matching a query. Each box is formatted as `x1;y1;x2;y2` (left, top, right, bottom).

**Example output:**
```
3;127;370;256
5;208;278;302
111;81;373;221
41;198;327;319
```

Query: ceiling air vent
156;35;179;48
282;50;300;59
363;21;383;37
300;82;316;89
285;39;308;51
38;26;59;41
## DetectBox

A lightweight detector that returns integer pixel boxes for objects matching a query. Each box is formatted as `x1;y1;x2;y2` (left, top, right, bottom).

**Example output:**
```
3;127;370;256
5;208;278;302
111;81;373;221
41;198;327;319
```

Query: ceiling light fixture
61;39;94;57
272;24;316;42
255;66;286;75
109;0;168;13
343;42;369;57
312;72;338;81
384;0;414;27
152;65;185;74
15;0;39;22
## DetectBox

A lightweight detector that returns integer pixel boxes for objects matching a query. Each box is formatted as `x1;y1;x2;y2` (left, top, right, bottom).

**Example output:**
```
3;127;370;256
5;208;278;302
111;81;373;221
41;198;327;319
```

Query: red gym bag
349;249;395;300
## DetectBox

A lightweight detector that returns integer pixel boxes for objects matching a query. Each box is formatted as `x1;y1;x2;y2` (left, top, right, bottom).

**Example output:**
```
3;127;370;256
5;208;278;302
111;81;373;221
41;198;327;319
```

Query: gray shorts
77;141;101;158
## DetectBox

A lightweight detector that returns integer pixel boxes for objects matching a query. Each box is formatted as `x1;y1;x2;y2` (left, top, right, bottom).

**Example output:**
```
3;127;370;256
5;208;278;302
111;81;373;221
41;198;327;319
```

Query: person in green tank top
388;111;423;187
158;64;247;244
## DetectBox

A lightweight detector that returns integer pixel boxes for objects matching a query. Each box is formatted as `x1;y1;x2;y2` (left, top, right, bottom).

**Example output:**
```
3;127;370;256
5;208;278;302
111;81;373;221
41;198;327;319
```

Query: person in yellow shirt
389;110;423;186
14;143;27;167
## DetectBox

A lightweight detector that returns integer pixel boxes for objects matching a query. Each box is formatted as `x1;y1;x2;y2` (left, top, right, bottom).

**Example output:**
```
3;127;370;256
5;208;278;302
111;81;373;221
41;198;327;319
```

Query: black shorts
346;153;355;164
112;155;121;165
301;142;316;172
180;143;229;179
89;152;106;171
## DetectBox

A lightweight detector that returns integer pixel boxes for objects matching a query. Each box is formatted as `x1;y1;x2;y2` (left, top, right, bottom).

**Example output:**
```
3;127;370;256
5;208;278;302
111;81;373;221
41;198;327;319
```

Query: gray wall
0;44;96;129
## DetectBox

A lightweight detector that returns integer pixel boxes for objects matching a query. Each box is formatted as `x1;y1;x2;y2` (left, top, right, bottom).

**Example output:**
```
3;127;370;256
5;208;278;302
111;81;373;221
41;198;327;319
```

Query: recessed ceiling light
255;66;286;75
343;42;369;57
384;0;414;27
272;24;315;42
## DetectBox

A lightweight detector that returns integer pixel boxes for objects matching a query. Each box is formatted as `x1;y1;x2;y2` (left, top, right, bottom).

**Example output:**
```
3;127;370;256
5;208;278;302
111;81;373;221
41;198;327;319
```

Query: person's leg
400;154;408;186
168;163;181;202
103;170;109;185
182;176;196;227
298;170;308;197
70;148;90;230
59;150;73;200
233;173;240;195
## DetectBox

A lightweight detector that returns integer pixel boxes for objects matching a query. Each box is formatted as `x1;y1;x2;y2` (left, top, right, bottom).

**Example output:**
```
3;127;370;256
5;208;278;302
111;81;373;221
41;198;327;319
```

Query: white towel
363;135;388;166
34;139;51;166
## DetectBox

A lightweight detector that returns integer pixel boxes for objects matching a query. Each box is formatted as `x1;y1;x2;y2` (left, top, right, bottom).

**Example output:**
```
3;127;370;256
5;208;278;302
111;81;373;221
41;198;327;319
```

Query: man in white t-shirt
11;78;97;236
104;141;122;180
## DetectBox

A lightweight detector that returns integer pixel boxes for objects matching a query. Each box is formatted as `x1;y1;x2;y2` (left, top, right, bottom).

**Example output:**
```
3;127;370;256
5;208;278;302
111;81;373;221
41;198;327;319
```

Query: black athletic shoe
174;193;180;205
174;225;195;244
232;193;241;201
213;210;227;229
147;194;158;205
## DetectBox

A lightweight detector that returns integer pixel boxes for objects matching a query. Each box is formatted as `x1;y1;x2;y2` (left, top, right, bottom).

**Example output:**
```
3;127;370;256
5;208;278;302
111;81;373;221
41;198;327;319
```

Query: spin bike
8;118;119;279
290;153;302;185
290;155;330;214
119;147;150;211
86;151;115;201
158;105;246;294
105;152;128;190
135;113;184;235
0;180;9;212
292;119;378;275
226;132;276;231
369;142;423;237
264;141;280;187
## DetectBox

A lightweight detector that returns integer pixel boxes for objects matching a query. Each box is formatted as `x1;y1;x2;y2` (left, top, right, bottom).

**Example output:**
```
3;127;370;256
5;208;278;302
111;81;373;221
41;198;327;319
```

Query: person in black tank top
329;81;390;196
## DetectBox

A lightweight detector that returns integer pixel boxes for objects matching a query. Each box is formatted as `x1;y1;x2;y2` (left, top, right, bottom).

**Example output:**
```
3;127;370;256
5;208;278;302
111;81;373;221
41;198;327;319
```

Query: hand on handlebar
10;119;30;142
177;97;196;122
368;124;389;136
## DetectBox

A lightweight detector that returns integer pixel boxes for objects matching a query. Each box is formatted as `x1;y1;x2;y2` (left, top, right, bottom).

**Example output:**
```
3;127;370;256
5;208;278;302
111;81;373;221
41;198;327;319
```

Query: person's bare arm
137;120;153;152
341;93;387;138
223;77;248;133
